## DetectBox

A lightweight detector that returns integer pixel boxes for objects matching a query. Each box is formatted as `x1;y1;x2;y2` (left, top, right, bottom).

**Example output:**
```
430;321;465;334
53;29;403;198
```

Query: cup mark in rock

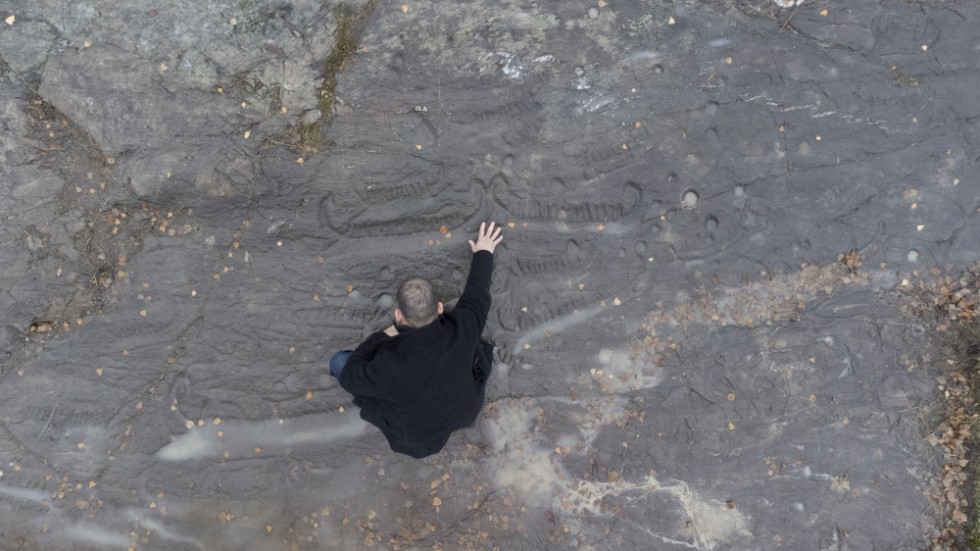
705;215;719;233
377;293;394;309
681;189;700;209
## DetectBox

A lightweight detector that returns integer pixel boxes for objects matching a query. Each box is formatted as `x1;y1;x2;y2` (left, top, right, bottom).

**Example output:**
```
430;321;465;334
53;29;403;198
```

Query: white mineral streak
596;348;664;392
485;394;750;550
156;413;368;461
123;510;205;550
0;484;49;503
65;524;132;549
511;306;601;354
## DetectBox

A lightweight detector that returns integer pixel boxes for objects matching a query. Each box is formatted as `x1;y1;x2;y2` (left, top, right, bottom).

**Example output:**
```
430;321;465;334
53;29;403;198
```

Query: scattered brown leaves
924;371;973;550
839;249;862;275
906;262;980;551
930;266;980;323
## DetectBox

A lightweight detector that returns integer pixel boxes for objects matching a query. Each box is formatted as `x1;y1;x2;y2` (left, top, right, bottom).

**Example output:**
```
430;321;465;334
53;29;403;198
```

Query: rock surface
0;0;978;549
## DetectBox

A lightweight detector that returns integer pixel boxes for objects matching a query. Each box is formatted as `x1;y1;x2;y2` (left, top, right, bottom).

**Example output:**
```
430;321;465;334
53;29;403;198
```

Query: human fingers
485;221;496;237
478;221;486;238
468;239;477;252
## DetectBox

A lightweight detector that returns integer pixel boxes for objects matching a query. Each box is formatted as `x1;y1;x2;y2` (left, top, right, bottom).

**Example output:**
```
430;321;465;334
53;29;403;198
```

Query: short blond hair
396;277;437;327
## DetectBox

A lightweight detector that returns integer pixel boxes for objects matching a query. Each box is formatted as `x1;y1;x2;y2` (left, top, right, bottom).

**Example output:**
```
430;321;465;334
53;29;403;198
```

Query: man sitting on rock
329;222;503;458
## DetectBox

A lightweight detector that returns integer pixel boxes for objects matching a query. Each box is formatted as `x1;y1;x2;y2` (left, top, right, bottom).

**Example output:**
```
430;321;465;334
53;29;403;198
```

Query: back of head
396;277;438;327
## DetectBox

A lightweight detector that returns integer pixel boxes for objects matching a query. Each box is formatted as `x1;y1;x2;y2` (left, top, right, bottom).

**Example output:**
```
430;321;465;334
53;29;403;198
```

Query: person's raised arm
456;222;503;331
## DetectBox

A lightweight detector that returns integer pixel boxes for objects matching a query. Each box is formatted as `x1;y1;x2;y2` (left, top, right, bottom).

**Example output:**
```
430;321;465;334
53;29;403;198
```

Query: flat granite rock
0;0;979;550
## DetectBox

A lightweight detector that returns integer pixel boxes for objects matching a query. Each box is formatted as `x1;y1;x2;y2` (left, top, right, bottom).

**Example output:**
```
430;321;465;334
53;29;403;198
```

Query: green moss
319;1;378;115
296;122;326;151
268;1;376;155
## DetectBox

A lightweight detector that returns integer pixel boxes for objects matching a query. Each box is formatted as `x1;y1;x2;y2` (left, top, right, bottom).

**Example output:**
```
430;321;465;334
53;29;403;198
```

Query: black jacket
339;251;495;458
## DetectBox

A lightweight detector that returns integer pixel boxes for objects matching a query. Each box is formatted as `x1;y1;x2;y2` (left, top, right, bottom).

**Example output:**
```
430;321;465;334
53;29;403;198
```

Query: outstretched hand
468;221;504;254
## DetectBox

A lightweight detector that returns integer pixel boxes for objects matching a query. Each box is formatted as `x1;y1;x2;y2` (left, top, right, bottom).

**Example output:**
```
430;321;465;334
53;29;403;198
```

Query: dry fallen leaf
5;15;16;25
727;421;735;430
401;3;409;12
306;390;313;400
345;284;353;293
727;392;735;401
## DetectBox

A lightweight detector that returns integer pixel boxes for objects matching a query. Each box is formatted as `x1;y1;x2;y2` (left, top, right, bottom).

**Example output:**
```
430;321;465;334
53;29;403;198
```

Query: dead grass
905;263;980;550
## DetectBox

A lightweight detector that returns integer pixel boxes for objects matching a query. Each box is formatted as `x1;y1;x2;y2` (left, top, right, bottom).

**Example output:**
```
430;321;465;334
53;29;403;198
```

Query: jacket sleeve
452;250;495;333
338;331;394;400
